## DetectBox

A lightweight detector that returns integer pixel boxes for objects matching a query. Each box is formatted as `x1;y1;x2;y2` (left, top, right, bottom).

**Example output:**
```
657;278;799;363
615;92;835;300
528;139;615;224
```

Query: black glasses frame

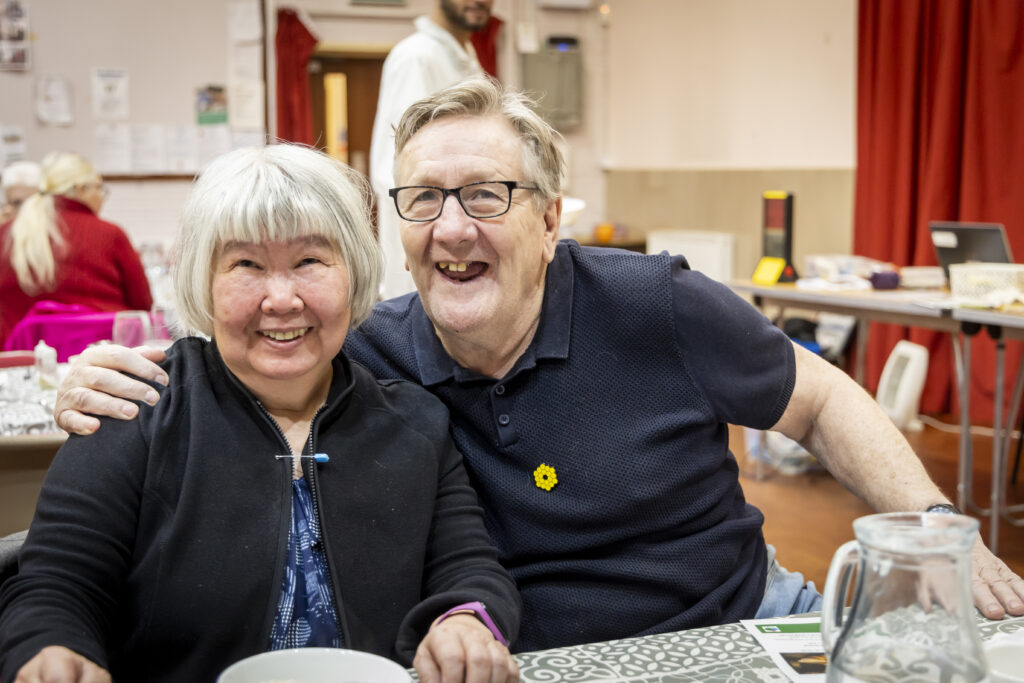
388;180;539;222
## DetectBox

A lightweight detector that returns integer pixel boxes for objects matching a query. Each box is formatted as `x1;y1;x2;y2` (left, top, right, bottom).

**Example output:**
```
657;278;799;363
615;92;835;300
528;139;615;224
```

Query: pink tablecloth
4;302;119;362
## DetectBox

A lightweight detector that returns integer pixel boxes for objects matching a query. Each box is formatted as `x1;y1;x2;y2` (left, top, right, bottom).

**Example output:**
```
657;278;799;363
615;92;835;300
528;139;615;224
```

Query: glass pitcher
821;512;988;682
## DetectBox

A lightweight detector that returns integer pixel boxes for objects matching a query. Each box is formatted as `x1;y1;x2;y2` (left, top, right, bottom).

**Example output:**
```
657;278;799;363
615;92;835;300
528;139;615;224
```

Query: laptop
929;221;1014;280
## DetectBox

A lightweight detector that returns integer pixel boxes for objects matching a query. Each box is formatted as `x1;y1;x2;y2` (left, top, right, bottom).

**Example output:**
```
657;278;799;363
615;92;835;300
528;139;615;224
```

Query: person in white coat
370;0;493;298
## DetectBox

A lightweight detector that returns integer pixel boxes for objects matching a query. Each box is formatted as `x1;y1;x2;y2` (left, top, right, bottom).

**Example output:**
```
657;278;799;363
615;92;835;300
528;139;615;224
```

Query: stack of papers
741;617;826;682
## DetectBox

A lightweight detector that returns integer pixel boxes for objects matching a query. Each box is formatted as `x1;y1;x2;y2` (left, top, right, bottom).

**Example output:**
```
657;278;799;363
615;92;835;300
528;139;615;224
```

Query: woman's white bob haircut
174;144;382;337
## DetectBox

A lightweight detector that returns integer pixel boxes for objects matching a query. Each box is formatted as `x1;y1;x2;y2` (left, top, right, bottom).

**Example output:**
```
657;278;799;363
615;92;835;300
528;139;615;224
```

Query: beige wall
600;1;857;266
605;168;855;278
606;0;856;168
291;0;857;255
1;1;858;256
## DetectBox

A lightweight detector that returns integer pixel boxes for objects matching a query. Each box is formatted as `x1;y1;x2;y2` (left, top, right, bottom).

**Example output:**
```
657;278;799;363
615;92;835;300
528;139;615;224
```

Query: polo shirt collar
411;242;574;385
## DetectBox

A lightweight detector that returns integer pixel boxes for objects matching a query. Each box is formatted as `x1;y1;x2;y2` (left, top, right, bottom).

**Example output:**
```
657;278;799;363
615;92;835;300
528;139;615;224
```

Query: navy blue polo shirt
345;240;795;652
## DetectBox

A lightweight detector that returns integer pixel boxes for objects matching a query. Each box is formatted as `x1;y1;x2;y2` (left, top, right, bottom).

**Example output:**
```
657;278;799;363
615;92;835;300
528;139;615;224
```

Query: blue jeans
755;544;823;618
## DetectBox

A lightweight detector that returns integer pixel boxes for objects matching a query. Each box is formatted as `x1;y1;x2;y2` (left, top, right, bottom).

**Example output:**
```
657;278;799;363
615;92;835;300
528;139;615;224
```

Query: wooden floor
736;417;1024;590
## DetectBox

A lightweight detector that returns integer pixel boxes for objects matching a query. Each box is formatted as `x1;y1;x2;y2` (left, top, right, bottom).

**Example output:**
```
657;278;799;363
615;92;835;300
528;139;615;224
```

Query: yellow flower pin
533;463;558;491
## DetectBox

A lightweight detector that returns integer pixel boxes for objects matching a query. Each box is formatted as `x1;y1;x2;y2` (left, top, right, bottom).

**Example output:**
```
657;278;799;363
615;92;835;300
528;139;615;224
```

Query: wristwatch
435;601;509;646
925;503;962;515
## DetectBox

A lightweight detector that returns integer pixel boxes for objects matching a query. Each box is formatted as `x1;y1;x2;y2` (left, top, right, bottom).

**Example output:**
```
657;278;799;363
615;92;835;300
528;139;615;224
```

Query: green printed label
756;623;821;634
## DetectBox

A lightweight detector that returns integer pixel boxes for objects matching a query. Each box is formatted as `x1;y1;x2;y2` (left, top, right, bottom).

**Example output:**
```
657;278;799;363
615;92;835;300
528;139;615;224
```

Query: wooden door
309;53;386;180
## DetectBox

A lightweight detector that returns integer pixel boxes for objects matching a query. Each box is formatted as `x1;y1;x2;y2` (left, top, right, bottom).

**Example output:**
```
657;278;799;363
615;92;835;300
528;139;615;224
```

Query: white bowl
217;648;412;683
986;638;1024;683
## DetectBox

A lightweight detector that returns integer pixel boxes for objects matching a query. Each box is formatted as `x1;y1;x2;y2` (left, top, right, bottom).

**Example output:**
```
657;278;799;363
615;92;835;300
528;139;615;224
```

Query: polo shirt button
498;414;511;426
494;385;506;395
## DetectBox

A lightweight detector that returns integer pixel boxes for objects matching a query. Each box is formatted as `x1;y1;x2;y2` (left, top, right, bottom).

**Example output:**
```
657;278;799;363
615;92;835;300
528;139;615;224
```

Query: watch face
926;504;961;515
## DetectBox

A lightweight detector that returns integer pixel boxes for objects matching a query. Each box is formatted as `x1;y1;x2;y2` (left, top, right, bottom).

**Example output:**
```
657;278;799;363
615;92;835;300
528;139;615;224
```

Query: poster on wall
196;85;228;125
0;0;31;71
35;75;74;126
92;68;131;120
93;122;132;174
0;125;27;164
228;1;261;43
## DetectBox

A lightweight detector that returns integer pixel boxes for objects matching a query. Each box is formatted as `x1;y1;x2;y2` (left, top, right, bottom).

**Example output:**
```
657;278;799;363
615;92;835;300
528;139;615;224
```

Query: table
429;613;1024;682
727;282;1024;554
0;366;67;536
951;307;1024;552
728;281;959;385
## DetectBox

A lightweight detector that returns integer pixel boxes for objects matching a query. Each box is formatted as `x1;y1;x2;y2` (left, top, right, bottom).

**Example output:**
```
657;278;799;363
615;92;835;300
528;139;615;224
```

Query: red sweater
0;198;153;344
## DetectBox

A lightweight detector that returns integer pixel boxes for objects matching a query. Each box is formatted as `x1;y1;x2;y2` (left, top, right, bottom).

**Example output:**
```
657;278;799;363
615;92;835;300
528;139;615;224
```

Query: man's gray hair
174;144;382;337
393;77;566;206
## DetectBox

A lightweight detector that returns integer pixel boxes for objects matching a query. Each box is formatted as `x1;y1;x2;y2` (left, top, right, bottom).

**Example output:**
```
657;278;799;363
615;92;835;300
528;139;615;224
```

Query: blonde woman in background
0;152;152;345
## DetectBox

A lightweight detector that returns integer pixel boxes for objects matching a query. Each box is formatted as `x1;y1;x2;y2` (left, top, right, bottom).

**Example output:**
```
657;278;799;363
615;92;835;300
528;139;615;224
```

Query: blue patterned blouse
269;476;342;649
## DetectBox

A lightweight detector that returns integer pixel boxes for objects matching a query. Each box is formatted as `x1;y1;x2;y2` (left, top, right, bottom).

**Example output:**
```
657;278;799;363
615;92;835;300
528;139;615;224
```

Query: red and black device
762;191;798;282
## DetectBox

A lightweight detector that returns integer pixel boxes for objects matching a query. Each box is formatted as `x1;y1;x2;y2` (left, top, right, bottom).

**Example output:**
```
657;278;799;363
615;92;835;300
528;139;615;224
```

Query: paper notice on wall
228;0;262;43
229;41;262;82
197;124;231;168
165;125;200;174
35;75;73;126
0;125;27;164
131;124;167;174
93;122;132;174
92;68;130;120
196;85;228;126
231;129;265;150
0;0;31;72
228;80;264;131
516;22;540;53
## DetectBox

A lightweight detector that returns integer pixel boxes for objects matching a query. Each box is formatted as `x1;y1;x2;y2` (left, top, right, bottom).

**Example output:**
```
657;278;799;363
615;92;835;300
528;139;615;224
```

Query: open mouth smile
437;261;488;281
260;327;311;341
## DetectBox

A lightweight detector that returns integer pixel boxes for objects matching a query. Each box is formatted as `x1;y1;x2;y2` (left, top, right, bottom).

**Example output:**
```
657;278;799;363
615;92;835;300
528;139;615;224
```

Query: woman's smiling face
210;236;351;400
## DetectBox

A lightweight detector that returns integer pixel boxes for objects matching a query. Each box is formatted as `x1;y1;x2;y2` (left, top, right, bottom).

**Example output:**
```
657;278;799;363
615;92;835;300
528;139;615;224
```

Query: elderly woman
0;145;519;683
0;152;153;346
0;160;41;224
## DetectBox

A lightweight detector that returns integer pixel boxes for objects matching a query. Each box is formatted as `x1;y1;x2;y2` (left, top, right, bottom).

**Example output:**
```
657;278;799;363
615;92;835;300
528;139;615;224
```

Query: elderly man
371;0;492;299
0;160;41;224
55;78;1024;653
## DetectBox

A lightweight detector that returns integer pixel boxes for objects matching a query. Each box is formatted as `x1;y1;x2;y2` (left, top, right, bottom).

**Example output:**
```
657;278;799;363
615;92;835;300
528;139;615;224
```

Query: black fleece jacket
0;338;520;682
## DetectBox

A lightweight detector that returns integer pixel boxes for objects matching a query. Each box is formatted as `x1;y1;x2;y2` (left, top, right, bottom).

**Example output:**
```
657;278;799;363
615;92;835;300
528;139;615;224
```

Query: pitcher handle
820;539;860;655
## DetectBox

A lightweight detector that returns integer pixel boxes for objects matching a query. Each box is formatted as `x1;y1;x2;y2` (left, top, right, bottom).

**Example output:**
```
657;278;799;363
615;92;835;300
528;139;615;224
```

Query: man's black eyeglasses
388;181;539;222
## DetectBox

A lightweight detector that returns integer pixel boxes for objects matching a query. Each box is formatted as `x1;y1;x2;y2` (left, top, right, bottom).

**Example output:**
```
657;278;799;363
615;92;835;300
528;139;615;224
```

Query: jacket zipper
254;399;348;646
301;406;349;646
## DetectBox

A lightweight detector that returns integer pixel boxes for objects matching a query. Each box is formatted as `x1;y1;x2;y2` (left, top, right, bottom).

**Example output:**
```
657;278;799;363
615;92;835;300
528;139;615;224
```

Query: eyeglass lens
395;182;511;221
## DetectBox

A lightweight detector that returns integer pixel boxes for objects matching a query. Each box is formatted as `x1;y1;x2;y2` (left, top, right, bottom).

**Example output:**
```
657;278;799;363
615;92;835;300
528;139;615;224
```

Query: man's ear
541;196;562;262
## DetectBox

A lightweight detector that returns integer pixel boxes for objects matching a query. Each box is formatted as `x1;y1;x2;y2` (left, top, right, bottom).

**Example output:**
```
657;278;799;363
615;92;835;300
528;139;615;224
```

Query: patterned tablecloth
0;366;61;437
416;613;1024;682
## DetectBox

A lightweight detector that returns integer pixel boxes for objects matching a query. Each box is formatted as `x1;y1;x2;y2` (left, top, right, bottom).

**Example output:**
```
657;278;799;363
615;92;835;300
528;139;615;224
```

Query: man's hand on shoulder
55;344;168;435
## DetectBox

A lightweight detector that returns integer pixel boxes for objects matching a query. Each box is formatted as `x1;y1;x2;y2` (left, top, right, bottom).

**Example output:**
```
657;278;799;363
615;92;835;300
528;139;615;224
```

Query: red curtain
275;9;318;145
855;0;1024;422
470;15;504;79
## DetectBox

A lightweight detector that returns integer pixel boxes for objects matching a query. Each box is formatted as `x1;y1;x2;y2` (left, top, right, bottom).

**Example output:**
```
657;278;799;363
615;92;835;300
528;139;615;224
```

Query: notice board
0;0;266;178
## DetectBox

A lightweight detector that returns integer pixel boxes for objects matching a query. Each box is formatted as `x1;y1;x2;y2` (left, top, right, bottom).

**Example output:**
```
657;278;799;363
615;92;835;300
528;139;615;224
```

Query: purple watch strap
435;600;509;646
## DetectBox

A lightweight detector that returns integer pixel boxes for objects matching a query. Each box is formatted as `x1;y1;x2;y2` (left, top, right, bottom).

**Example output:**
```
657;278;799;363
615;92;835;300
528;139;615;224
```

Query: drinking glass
112;310;152;348
144;304;174;350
